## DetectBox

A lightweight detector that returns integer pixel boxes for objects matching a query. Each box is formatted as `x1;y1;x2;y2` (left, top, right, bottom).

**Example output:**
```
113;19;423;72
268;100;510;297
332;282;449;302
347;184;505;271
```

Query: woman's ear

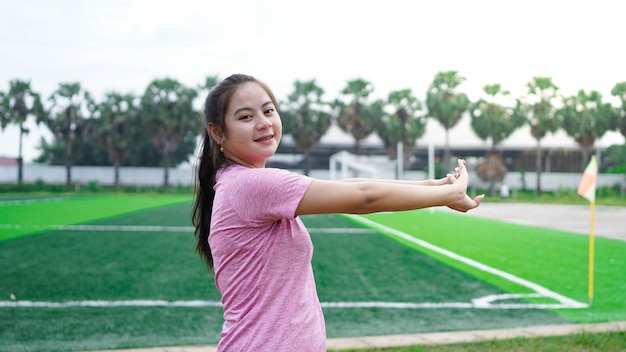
208;123;223;145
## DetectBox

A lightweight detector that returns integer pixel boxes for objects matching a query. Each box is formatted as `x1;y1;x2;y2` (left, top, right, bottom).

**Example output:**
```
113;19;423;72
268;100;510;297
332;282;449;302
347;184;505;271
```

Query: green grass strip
346;330;626;352
0;195;192;242
347;209;626;324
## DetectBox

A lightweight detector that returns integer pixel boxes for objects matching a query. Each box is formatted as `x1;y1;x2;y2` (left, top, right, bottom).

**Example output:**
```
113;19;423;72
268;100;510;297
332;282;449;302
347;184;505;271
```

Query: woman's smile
255;135;274;142
214;81;283;168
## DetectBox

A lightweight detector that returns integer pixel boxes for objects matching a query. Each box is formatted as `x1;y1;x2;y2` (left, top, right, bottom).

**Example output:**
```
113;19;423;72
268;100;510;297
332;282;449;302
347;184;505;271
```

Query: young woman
192;73;484;351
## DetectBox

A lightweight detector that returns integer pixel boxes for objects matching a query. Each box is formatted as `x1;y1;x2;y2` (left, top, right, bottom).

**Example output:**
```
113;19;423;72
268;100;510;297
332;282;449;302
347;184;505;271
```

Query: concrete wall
0;165;195;187
1;164;624;191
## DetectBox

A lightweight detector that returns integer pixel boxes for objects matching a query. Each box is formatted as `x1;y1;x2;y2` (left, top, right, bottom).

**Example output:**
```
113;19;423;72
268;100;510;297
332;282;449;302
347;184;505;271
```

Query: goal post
329;150;397;180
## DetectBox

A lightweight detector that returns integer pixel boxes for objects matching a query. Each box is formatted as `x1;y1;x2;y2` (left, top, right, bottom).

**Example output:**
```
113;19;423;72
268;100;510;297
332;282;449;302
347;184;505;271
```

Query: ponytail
192;130;218;270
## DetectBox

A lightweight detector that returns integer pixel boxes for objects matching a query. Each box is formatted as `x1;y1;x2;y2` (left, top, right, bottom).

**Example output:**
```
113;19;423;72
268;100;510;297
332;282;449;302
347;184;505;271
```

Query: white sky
1;0;625;162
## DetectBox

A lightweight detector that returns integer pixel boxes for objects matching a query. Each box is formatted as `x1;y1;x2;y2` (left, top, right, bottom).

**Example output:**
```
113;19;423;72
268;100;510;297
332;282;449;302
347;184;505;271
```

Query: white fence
1;164;624;191
490;171;625;193
0;165;196;187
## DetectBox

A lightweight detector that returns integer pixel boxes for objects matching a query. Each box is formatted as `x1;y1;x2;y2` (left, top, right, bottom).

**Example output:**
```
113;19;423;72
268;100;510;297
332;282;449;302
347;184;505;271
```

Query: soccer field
1;195;625;351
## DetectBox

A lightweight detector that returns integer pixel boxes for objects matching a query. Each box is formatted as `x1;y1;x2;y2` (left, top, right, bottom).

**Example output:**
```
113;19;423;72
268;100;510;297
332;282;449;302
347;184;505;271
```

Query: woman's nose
257;115;273;129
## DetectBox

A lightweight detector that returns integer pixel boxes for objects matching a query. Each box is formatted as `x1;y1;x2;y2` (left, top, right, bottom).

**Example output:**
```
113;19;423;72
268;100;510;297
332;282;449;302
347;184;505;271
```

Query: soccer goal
329;150;398;180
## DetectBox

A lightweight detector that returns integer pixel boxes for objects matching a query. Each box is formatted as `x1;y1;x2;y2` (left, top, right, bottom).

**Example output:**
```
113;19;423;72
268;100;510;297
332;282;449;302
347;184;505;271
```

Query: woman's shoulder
216;166;309;199
219;165;304;182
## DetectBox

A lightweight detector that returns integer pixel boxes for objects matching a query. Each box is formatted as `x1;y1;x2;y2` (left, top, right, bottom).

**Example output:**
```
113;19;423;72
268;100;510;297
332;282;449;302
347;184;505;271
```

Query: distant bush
602;144;626;174
470;186;625;206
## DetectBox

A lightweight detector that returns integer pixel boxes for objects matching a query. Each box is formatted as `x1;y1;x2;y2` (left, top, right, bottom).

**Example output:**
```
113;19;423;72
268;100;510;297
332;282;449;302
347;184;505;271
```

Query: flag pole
588;200;595;306
577;155;597;308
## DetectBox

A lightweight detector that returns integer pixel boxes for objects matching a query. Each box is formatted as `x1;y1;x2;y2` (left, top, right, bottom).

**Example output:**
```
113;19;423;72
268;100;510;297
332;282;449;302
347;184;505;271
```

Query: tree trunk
162;153;171;188
443;128;451;177
534;140;542;196
17;125;24;184
580;147;591;172
114;159;120;190
163;166;170;188
302;149;311;176
475;150;507;197
355;139;362;155
65;138;73;187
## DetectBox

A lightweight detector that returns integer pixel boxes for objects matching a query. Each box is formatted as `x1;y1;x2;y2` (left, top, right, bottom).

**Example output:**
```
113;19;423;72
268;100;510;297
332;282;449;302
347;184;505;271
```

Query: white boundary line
0;295;584;309
0;224;196;232
343;214;589;309
0;197;67;205
0;224;376;234
0;300;223;308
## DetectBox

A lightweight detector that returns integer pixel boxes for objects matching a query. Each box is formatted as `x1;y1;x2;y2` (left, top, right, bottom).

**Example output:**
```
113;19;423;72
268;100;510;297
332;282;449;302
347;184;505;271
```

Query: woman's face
212;82;282;168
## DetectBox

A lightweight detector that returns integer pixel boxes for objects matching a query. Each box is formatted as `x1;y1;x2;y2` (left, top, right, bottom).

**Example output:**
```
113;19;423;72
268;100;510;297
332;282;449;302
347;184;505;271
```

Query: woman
192;73;483;351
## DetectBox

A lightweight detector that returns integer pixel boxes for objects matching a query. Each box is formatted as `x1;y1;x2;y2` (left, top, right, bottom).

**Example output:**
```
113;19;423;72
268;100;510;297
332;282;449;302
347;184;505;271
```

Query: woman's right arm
295;159;484;216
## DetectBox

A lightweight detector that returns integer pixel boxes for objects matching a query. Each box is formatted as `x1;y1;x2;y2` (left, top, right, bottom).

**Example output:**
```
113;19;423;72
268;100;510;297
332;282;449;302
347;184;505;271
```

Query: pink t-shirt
209;164;325;352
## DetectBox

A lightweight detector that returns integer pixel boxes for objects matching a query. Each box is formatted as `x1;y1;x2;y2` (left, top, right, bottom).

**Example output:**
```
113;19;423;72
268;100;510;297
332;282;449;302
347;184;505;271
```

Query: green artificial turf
0;205;569;351
351;209;626;324
0;194;192;242
1;197;624;351
344;330;626;352
0;202;220;351
305;215;567;338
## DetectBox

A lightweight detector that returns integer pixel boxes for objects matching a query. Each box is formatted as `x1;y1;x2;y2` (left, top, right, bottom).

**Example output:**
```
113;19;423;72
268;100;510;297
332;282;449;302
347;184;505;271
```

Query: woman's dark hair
192;73;279;270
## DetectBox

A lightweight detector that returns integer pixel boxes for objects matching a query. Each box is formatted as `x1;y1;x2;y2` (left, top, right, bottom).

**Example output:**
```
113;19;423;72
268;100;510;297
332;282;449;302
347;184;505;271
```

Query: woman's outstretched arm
296;159;484;216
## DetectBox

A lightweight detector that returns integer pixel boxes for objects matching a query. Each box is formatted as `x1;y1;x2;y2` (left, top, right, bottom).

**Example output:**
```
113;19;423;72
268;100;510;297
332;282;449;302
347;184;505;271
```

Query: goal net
329;150;398;180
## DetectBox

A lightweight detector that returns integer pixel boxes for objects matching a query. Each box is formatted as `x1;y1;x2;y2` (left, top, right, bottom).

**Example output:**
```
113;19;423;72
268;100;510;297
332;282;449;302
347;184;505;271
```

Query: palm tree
47;82;92;186
519;77;561;195
559;89;614;170
426;70;470;173
141;78;200;187
0;90;6;126
90;92;140;188
281;80;332;175
376;88;426;175
611;81;626;140
198;75;219;93
470;84;525;195
0;80;46;184
335;78;380;155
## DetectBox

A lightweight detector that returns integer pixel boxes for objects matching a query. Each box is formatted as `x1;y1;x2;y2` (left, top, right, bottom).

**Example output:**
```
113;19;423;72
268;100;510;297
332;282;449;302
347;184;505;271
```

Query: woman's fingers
448;193;485;213
446;159;485;213
473;194;485;205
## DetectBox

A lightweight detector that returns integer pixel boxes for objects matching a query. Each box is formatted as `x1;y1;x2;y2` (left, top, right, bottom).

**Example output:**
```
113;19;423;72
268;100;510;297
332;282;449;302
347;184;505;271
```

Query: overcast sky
1;0;625;162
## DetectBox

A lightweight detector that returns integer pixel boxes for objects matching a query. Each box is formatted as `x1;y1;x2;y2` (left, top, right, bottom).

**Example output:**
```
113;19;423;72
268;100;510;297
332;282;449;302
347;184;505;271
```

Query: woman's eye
240;114;252;120
264;108;274;114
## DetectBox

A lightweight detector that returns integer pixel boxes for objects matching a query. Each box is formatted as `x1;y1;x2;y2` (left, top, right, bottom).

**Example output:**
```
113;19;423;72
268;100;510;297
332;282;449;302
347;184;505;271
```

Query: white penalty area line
0;224;195;232
0;224;374;234
0;197;67;205
343;214;589;310
0;294;583;309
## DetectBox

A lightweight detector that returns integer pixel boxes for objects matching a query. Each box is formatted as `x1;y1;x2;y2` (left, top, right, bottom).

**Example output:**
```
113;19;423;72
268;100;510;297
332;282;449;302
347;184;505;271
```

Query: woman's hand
448;194;485;212
435;159;464;186
446;159;484;212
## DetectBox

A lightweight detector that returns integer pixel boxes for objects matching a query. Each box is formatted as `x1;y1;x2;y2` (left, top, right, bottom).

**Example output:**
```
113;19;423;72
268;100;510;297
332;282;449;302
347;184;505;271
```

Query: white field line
343;214;589;309
0;300;223;308
0;197;67;205
0;224;375;234
0;294;583;309
0;224;195;232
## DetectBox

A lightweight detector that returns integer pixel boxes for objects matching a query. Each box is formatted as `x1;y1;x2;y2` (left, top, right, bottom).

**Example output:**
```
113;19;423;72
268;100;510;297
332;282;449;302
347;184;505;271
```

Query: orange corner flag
577;156;598;203
578;155;598;306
